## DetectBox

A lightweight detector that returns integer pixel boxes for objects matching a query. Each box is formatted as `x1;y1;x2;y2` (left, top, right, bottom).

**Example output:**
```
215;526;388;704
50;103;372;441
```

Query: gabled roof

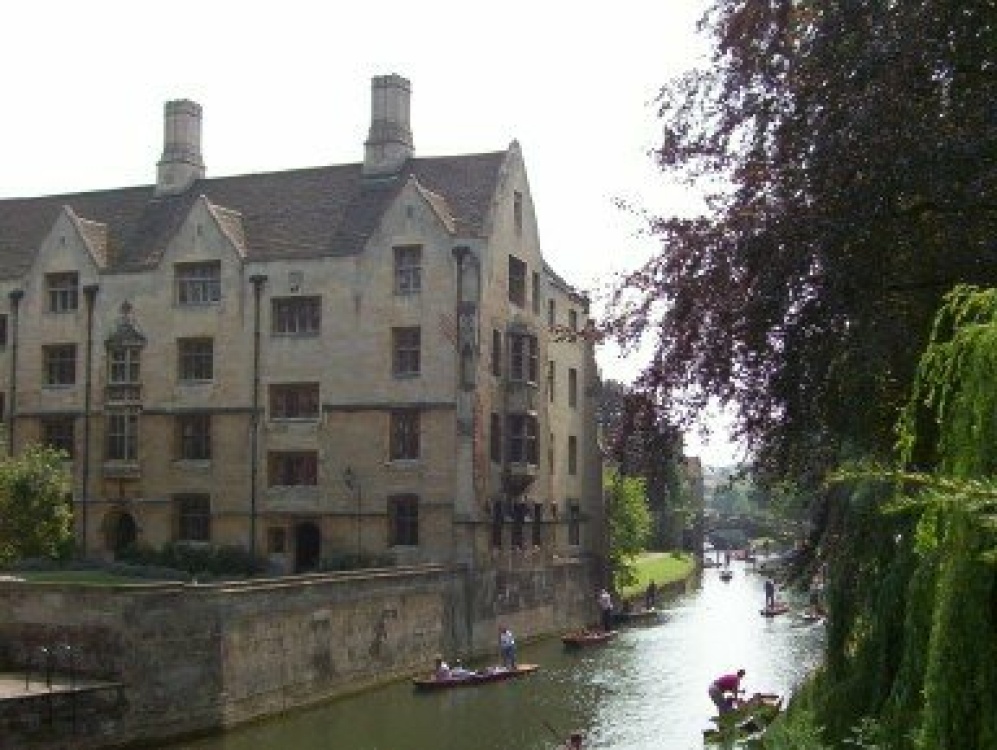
0;151;507;280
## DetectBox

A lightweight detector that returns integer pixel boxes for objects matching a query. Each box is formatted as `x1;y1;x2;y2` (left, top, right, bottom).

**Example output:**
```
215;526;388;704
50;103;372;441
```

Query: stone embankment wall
0;559;594;749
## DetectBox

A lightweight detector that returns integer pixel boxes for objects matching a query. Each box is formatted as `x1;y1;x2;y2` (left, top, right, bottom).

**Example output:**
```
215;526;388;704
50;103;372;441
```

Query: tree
600;382;689;547
606;470;652;590
0;445;73;565
814;286;997;749
605;0;997;486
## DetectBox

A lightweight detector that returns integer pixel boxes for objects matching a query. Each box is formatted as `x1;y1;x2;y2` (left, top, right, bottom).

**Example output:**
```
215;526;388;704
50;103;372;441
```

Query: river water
164;561;824;750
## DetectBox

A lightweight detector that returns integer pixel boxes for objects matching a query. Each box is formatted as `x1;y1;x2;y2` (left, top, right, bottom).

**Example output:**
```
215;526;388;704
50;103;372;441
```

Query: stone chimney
156;99;205;196
363;74;413;176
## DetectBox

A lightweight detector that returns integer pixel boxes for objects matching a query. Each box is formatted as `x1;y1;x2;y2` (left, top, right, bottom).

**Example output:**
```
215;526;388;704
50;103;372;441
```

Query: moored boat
704;693;782;743
760;602;790;617
612;606;661;626
412;663;539;690
561;629;618;648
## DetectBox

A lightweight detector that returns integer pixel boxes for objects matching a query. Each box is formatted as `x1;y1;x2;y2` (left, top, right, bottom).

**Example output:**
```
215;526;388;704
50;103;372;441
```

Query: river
164;560;824;749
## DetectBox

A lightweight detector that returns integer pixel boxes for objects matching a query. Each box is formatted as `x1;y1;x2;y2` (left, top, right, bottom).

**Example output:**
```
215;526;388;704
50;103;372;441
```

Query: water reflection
164;562;823;750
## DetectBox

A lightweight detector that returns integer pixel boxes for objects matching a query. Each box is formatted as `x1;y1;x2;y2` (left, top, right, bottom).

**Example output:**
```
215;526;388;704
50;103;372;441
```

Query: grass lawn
619;551;695;600
5;570;157;585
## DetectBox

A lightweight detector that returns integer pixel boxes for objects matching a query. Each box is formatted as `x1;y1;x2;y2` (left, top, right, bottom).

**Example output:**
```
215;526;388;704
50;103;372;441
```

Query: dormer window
176;261;221;305
46;272;79;313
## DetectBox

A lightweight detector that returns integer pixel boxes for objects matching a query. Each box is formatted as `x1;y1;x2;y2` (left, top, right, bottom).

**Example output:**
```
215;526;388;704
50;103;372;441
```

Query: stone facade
0;74;604;575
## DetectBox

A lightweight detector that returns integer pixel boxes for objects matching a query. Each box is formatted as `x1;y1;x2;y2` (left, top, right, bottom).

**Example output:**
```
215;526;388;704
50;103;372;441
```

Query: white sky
0;0;741;465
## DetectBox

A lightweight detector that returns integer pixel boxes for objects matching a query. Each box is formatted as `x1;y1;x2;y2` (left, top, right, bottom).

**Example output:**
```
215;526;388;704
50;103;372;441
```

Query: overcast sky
1;0;741;465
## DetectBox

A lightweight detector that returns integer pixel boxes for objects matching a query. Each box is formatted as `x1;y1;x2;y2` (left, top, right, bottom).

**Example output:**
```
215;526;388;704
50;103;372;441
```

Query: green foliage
919;513;997;750
817;286;997;749
0;445;72;565
606;470;652;590
117;541;265;579
898;286;997;477
607;0;997;487
757;706;831;750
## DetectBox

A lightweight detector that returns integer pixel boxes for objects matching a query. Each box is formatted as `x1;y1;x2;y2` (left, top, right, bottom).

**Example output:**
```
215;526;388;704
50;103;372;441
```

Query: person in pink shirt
708;669;746;714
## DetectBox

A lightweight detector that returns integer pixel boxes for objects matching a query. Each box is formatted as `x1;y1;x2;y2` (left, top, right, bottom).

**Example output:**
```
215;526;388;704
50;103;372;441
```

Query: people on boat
433;656;451;681
597;588;613;632
764;578;776;609
562;730;584;749
645;581;658;610
499;626;517;670
708;668;746;714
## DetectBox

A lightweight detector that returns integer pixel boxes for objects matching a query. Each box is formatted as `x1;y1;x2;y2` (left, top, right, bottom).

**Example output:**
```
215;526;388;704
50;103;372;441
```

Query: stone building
0;74;604;574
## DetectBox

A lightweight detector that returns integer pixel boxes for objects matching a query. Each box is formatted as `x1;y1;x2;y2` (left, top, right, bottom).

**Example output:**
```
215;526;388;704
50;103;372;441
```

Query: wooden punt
612;607;662;626
704;693;782;743
412;663;539;690
561;629;619;648
760;602;791;617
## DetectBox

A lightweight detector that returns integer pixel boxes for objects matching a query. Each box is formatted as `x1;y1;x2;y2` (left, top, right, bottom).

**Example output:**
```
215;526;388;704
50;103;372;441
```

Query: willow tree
813;286;997;749
893;286;997;750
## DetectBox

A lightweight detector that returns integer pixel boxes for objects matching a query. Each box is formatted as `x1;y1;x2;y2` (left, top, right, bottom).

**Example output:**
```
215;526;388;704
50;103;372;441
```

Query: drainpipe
81;284;99;558
249;274;267;562
7;289;23;457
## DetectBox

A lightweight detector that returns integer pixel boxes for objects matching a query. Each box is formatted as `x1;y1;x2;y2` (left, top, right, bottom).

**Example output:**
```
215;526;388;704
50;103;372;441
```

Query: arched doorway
106;511;137;557
294;521;321;573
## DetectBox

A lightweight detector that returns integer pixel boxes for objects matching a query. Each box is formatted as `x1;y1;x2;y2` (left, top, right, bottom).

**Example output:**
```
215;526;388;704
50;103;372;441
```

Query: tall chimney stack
156;99;205;196
363;74;413;176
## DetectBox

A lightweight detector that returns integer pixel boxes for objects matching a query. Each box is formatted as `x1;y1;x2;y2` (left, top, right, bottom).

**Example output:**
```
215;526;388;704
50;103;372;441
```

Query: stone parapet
0;560;595;749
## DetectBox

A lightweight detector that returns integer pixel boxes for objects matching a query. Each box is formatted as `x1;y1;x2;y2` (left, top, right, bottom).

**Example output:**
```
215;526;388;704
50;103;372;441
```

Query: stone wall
0;559;594;749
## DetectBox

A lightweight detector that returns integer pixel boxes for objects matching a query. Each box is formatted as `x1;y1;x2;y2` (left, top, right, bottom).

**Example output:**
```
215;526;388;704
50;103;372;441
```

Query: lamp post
343;466;361;562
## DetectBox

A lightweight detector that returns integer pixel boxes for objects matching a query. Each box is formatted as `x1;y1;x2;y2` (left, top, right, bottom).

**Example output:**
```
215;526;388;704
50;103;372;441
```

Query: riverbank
619;551;697;603
0;559;597;749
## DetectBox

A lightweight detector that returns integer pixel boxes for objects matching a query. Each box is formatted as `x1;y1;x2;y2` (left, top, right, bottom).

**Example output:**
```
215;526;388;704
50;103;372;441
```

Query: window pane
178;414;211;460
507;414;538;464
268;452;318;486
176;494;211;541
389;495;419;546
42;417;75;458
390;410;420;460
508;256;526;306
178;339;213;381
46;272;79;313
176;262;221;305
107;412;139;460
269;383;320;419
273;297;321;335
43;344;77;385
109;347;141;384
392;327;421;376
394;246;422;294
